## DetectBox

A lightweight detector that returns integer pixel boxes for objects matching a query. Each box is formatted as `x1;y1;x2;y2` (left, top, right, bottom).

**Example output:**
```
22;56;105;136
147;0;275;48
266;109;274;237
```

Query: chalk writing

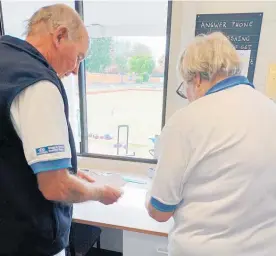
228;35;250;42
200;21;227;29
231;21;253;28
195;13;263;82
233;44;253;50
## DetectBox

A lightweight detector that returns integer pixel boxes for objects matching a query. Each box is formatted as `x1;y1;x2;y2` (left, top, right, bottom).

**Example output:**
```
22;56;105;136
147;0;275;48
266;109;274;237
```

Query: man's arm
10;81;121;205
37;169;121;204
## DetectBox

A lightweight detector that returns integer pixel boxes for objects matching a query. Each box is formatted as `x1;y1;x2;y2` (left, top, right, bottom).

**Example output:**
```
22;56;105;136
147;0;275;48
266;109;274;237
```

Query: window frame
0;1;4;36
0;0;173;164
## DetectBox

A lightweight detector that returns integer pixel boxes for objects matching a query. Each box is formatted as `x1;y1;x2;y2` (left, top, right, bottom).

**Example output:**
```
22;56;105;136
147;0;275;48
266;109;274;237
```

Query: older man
0;4;121;256
146;32;276;256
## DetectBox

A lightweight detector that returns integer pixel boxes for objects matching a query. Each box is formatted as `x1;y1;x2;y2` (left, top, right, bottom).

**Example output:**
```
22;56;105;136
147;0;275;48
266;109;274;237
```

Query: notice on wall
237;50;251;77
195;13;263;83
266;64;276;101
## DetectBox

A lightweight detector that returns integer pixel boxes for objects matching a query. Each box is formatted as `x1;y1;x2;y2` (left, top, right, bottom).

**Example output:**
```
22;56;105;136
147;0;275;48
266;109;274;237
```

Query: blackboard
195;13;263;83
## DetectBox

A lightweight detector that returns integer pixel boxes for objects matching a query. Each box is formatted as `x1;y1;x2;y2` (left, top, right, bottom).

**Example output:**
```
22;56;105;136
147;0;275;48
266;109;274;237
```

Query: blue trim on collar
206;76;255;96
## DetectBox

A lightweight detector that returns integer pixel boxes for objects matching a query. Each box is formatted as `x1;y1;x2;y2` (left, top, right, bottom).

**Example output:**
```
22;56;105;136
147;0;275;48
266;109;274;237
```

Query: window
62;75;81;153
1;1;74;38
83;1;169;160
0;0;171;162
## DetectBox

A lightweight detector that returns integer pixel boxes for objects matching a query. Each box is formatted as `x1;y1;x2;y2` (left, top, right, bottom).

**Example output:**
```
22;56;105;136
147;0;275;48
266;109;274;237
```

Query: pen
123;177;147;184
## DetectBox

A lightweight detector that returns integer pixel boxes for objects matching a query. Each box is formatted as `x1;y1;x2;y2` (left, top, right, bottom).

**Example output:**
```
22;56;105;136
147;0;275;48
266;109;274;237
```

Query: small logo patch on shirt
36;145;65;156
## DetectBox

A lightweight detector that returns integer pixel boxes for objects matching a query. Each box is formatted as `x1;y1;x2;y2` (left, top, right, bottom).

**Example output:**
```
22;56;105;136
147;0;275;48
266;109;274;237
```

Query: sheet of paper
89;172;127;189
237;50;251;77
118;185;147;209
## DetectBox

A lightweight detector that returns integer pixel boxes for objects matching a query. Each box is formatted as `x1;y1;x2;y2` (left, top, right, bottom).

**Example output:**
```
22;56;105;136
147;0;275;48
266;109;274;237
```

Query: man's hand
76;170;122;205
37;169;122;204
77;170;95;183
99;185;123;205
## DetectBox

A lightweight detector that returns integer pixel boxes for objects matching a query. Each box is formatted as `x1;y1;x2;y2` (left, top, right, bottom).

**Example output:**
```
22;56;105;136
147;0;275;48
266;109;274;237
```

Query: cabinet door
123;231;168;256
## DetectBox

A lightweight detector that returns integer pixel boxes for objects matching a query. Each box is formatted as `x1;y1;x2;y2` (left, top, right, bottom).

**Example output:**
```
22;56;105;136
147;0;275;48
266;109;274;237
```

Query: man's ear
53;26;69;48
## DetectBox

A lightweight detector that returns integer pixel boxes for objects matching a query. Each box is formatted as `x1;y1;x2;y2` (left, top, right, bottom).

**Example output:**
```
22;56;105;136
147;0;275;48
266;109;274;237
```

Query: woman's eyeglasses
176;81;187;99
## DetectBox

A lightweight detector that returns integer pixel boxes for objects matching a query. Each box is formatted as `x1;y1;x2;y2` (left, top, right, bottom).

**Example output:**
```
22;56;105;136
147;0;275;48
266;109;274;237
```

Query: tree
113;40;132;74
128;56;155;83
85;37;113;73
152;54;165;77
130;43;152;57
158;54;165;69
114;55;128;83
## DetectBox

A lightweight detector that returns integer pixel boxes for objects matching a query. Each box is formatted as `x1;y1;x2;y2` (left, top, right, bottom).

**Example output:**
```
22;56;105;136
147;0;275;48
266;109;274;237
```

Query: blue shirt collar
206;75;255;96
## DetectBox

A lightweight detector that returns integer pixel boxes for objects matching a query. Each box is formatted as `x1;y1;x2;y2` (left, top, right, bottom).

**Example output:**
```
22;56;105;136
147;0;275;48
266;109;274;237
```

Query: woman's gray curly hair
178;32;242;83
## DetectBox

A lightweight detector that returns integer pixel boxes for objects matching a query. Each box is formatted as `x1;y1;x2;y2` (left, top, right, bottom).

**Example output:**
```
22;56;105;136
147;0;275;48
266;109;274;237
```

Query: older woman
146;32;276;256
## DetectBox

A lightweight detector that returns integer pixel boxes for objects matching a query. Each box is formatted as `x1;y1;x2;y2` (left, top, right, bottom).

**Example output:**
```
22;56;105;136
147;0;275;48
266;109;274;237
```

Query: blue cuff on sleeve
30;158;72;174
150;197;178;212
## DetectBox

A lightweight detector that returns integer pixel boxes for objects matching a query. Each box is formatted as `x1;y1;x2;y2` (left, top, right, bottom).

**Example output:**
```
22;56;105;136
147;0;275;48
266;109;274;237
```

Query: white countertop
73;174;173;236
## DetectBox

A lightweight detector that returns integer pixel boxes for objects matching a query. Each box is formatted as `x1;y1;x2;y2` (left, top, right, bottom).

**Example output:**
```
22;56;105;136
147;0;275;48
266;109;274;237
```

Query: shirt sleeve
10;80;72;174
148;114;190;212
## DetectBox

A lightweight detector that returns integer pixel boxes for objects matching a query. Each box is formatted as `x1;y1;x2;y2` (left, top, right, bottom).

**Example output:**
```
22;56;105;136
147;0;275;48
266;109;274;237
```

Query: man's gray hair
178;32;242;83
25;4;83;40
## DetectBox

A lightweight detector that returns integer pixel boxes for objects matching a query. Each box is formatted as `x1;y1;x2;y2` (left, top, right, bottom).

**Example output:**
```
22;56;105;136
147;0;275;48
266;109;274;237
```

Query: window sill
77;154;156;176
78;153;157;164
